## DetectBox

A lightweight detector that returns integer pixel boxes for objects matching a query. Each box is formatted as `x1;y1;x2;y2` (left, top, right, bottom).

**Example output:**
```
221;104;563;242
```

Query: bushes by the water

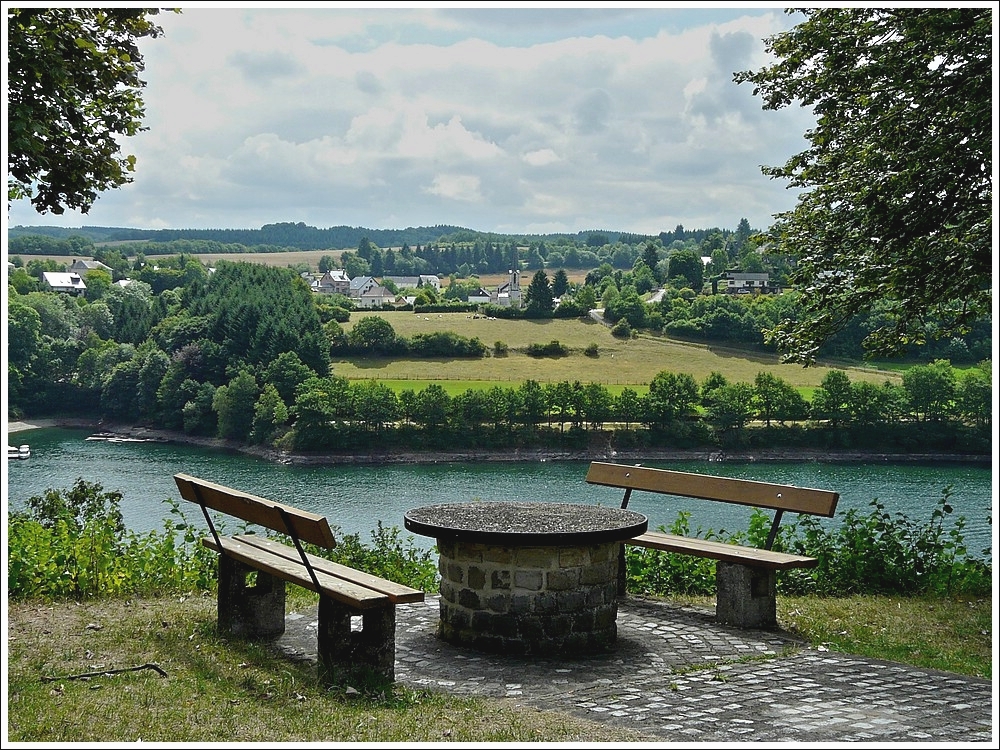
7;479;437;600
779;488;992;596
624;487;991;599
8;479;991;602
7;479;216;599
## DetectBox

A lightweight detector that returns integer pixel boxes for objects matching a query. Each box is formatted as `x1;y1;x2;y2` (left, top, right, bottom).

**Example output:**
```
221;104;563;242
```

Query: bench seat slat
586;461;839;517
202;536;391;609
233;535;425;604
628;531;818;570
175;473;336;549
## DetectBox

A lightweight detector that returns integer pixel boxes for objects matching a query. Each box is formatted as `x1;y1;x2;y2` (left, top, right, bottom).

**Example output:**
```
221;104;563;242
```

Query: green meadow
334;311;900;393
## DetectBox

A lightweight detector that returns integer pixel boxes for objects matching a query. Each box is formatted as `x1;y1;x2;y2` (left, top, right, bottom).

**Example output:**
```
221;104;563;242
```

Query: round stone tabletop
404;501;648;546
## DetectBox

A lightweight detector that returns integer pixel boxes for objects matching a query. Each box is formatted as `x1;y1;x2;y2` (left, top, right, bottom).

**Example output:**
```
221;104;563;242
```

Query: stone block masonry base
217;555;287;638
715;560;777;629
437;538;620;655
215;555;397;685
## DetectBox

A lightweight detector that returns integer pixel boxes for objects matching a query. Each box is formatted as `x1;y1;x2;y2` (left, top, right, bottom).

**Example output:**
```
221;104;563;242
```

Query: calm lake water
7;427;995;560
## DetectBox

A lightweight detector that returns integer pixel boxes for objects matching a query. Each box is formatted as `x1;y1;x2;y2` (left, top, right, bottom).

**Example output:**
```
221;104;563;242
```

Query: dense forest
7;252;991;457
7;221;714;251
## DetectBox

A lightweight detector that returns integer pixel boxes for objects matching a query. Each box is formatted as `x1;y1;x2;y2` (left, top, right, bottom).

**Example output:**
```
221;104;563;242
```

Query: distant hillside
7;222;648;251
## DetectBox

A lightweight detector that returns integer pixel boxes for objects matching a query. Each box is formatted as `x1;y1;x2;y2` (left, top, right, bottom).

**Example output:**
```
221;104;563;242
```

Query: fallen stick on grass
41;663;168;682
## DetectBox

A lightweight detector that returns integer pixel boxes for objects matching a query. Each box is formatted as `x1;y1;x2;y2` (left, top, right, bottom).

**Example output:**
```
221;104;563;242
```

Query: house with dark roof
69;259;113;274
357;285;397;309
382;274;441;292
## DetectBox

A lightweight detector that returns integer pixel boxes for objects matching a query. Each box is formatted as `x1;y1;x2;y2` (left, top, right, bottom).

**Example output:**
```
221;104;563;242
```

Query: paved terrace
275;594;994;744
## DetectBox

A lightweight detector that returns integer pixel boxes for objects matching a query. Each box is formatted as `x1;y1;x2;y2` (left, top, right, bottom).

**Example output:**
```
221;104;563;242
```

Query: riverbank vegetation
6;258;992;457
8;481;991;675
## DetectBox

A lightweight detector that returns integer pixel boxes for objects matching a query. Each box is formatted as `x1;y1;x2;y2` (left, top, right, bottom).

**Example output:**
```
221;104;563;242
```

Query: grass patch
670;592;991;679
337;312;901;389
6;595;656;743
8;591;990;742
778;593;993;678
350;378;650;398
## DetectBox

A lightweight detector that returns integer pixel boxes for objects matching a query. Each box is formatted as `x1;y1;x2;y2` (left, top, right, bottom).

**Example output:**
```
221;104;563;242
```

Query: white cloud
5;6;815;236
425;174;483;203
523;149;561;167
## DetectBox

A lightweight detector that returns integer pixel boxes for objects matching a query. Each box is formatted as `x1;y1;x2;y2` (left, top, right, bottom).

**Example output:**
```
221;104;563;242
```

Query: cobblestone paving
278;595;994;743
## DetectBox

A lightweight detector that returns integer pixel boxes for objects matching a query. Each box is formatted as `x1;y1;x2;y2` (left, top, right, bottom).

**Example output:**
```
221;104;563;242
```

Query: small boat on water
85;432;164;444
7;444;30;460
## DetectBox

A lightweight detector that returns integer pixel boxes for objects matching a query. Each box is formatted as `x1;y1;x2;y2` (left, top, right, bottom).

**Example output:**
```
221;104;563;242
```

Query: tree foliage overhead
734;7;991;363
7;7;174;215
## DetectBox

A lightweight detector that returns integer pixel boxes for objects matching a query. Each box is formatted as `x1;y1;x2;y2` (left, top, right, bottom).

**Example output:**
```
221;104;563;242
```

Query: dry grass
8;590;989;742
6;595;657;744
672;592;992;679
338;311;900;389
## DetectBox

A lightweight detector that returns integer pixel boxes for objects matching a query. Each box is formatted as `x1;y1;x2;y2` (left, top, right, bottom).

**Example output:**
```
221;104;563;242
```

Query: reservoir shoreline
8;417;991;467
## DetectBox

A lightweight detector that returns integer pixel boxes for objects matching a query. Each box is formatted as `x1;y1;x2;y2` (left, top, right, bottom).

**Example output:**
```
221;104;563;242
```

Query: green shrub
611;319;632;339
624;512;717;596
782;488;991;596
624;490;991;599
321;521;438;592
8;479;437;601
525;340;569;357
8;480;216;599
10;480;988;604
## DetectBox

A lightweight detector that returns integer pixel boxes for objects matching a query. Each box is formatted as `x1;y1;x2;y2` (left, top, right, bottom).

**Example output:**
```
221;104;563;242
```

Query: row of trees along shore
7;259;990;456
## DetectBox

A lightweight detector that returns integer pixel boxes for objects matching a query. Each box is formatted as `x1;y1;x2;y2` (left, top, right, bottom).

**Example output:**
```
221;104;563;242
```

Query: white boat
8;444;30;460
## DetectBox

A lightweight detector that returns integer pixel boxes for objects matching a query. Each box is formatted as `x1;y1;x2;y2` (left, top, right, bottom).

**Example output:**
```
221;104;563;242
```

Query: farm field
11;252;902;391
335;311;900;391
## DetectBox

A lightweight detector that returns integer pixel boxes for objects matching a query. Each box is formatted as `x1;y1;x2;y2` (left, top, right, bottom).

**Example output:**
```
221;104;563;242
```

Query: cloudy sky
6;3;821;237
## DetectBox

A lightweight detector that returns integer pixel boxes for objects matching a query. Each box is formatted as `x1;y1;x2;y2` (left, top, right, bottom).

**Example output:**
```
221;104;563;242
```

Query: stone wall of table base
436;538;620;655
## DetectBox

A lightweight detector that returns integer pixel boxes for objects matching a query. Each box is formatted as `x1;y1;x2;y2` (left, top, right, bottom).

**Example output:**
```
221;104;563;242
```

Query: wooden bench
173;473;424;685
585;461;839;628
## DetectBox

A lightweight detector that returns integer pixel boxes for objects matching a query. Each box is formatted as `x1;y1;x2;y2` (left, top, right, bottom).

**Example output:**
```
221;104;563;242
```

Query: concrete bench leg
317;597;396;685
617;544;628;597
217;555;286;638
715;561;776;628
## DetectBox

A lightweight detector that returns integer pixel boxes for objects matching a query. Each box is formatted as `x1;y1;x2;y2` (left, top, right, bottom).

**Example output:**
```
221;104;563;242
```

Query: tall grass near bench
9;479;989;602
624;487;991;599
7;479;436;600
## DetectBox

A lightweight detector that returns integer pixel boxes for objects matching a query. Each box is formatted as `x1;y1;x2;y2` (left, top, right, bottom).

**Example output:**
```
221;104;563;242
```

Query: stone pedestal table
404;501;647;656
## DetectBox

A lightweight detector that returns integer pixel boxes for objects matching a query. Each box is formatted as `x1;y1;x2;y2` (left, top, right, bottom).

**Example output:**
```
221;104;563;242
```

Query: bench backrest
174;473;336;549
586;461;839;518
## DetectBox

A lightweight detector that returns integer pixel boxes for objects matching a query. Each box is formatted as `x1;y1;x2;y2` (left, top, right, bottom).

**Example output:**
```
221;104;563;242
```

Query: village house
382;274;441;292
715;270;781;295
42;271;87;296
349;275;379;299
69;258;113;274
310;269;351;295
357;284;397;309
467;287;494;305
